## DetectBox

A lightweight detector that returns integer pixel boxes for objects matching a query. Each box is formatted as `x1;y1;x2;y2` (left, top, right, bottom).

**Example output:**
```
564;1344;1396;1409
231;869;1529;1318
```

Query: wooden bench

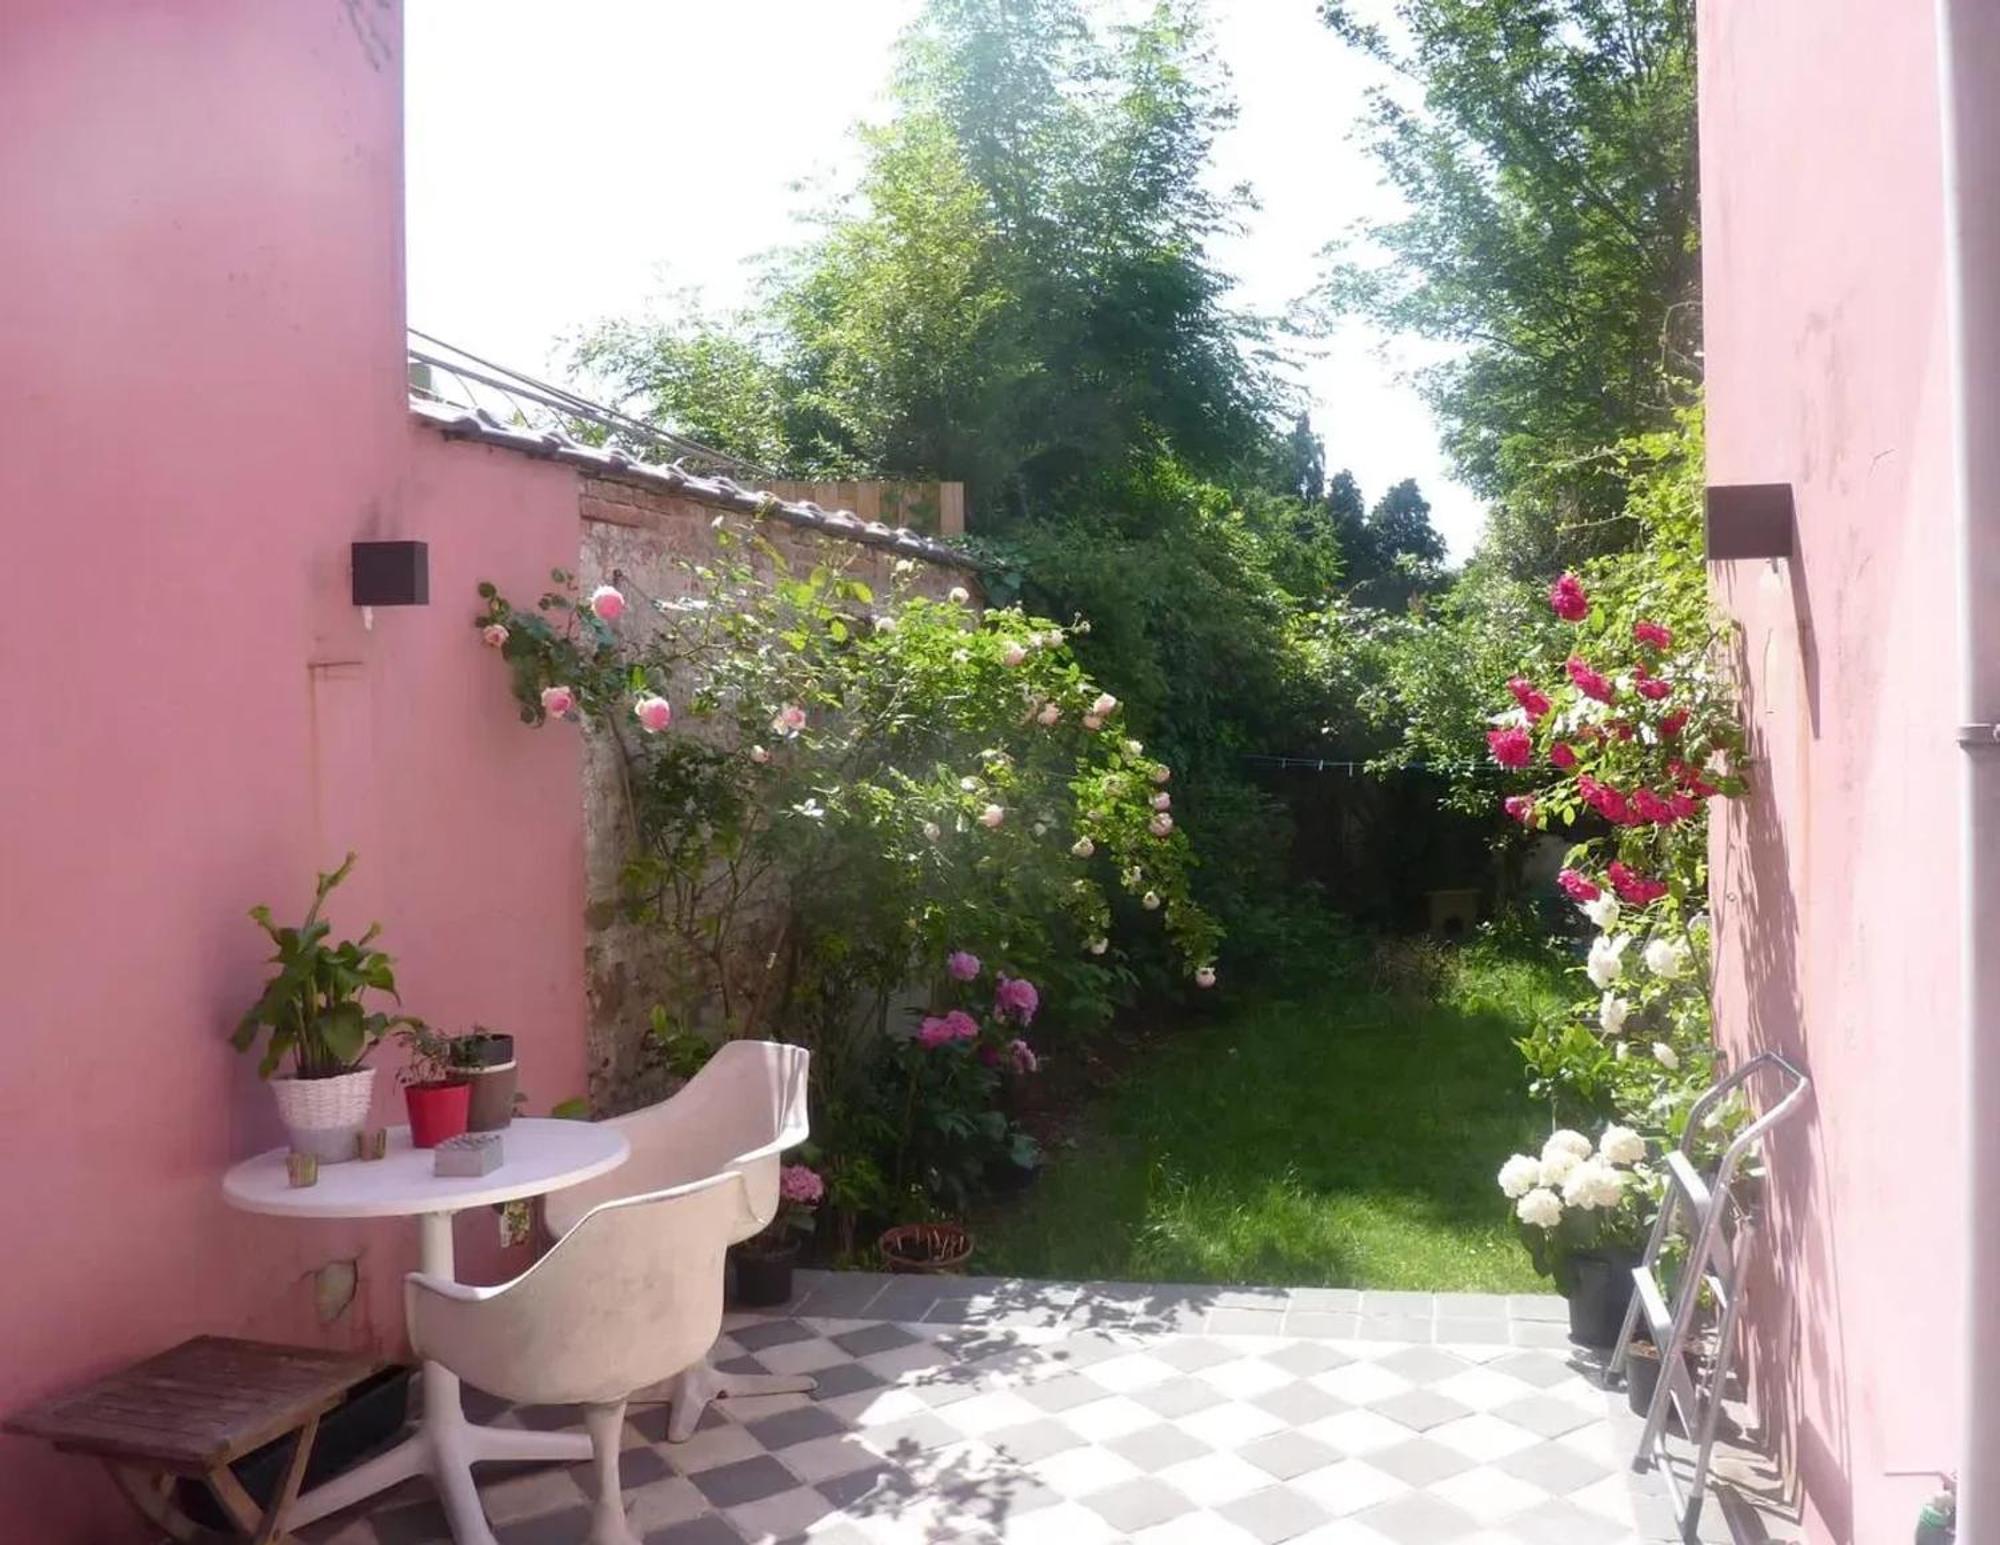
4;1336;380;1543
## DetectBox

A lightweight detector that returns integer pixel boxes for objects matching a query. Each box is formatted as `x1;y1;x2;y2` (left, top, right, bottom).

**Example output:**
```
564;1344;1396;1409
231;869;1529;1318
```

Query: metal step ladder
1609;1051;1811;1541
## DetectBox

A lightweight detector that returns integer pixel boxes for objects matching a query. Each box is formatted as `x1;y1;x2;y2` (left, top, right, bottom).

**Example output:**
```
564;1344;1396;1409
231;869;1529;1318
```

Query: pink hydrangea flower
995;976;1039;1025
589;585;626;621
1633;619;1673;650
1549;573;1590;622
481;623;509;648
779;1164;825;1205
1565;657;1615;703
1507;676;1553;721
540;685;577;719
1487;727;1533;769
633;694;673;733
1557;868;1601;902
947;950;981;982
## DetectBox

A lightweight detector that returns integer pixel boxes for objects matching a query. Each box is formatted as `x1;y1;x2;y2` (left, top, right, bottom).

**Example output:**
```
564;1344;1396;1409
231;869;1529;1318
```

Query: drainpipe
1941;0;2000;1537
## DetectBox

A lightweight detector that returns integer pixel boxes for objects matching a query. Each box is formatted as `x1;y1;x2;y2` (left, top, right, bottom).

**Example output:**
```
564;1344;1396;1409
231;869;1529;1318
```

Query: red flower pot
405;1081;471;1148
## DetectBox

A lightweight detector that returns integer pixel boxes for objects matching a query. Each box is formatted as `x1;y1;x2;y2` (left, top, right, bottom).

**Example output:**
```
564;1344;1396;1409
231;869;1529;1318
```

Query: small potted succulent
232;854;415;1163
397;1024;473;1149
458;1025;518;1132
733;1164;822;1308
1497;1123;1651;1346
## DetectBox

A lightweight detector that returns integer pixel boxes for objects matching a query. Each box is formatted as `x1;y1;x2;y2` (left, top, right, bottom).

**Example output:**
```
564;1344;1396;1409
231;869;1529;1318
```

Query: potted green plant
397;1024;473;1148
733;1164;822;1307
231;854;414;1163
459;1025;517;1133
1497;1123;1651;1346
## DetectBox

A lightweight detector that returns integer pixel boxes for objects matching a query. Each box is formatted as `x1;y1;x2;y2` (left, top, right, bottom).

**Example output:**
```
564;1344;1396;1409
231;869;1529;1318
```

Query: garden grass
974;946;1566;1292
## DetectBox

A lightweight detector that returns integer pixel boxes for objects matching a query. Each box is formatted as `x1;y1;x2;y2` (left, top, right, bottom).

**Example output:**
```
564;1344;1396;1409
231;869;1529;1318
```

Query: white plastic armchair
406;1173;742;1545
543;1039;812;1440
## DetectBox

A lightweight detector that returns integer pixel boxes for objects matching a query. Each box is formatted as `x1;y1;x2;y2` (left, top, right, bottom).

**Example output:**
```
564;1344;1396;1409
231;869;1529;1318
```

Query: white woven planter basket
271;1067;375;1162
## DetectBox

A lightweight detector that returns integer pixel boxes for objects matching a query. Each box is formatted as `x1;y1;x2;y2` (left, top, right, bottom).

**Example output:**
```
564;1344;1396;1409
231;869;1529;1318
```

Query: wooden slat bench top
4;1337;379;1474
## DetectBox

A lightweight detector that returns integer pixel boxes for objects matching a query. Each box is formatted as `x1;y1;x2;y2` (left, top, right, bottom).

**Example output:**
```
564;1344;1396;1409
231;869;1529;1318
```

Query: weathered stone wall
574;473;974;1111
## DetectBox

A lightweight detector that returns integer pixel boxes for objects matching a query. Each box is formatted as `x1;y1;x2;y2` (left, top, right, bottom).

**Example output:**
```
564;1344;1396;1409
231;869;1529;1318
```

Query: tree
1368;478;1443;568
1276;412;1326;503
1316;0;1698;575
582;0;1280;524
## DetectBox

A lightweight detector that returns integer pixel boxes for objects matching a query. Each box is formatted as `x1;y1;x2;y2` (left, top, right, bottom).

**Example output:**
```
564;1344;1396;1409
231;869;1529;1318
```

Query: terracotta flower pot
879;1222;973;1275
404;1080;471;1148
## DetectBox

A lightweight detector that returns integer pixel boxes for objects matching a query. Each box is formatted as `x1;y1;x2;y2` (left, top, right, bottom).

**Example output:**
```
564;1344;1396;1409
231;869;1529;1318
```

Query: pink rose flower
1557;868;1600;902
1082;713;1103;731
779;1164;825;1205
1549;572;1590;622
589;585;626;621
1002;641;1029;667
1194;966;1217;989
1148;812;1174;837
633;694;673;733
750;745;771;764
1091;693;1119;717
1008;1038;1039;1074
1550;742;1578;770
947;951;981;982
1037;702;1062;726
481;623;509;648
1152;766;1171;785
979;804;1005;829
995;975;1040;1024
1507;676;1552;721
772;704;807;736
1503;794;1537;827
1487;727;1533;769
1633;619;1673;650
1660;708;1690;738
1631;788;1679;825
1151;792;1171;811
540;685;577;719
1635;673;1672;702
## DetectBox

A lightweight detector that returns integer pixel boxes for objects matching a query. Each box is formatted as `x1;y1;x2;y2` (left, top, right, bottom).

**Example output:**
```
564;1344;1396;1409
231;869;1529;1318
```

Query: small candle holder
355;1128;389;1161
286;1152;320;1188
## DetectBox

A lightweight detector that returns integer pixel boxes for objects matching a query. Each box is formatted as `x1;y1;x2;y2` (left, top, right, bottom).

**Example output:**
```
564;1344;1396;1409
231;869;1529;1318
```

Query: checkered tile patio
300;1272;1739;1544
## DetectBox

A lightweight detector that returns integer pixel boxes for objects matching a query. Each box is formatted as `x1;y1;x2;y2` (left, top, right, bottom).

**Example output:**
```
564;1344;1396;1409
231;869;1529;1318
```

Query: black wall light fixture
352;540;430;606
1704;483;1795;562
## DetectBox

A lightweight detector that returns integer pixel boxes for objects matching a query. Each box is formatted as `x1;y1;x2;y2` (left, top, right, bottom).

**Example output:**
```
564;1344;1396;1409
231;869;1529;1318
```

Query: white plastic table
222;1118;630;1541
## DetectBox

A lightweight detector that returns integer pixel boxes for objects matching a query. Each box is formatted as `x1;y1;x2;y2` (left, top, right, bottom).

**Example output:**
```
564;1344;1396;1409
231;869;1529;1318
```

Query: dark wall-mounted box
351;541;430;606
1704;484;1794;562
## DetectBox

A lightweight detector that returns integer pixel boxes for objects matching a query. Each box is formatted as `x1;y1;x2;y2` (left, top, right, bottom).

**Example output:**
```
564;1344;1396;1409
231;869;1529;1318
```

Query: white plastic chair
543;1039;813;1441
406;1173;741;1545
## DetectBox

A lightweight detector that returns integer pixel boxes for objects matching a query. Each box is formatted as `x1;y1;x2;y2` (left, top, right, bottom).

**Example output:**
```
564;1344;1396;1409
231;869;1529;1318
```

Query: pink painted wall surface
1702;3;1964;1539
0;4;587;1537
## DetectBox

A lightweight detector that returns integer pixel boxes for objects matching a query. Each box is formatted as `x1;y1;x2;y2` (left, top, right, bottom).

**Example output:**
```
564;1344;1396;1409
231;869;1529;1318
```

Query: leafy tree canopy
1314;0;1698;576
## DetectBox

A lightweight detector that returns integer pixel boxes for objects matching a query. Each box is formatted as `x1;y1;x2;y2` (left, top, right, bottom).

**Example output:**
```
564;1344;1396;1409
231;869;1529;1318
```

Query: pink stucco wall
1702;3;1964;1539
0;4;588;1537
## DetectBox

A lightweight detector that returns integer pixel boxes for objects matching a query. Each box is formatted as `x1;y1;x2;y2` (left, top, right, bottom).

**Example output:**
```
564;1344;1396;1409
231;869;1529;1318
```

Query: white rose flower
1643;937;1690;977
1582;893;1621;930
1599;1125;1646;1166
1497;1154;1542;1199
948;586;970;605
922;821;941;842
1515;1188;1563;1229
1600;993;1631;1035
1541;1129;1592;1163
1071;837;1096;858
1142;890;1162;910
1087;937;1109;955
874;614;897;633
1586;933;1629;989
1653;1041;1680;1070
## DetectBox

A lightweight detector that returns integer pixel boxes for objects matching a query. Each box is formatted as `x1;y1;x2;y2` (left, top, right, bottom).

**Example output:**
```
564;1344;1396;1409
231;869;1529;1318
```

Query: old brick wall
574;473;974;1111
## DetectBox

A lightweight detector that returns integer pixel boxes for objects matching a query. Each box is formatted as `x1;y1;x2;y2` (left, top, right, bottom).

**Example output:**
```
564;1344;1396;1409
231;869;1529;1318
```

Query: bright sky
405;0;1485;558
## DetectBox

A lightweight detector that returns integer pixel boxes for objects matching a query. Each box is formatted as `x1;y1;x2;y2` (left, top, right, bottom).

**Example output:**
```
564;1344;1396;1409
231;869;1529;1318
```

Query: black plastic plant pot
1625;1339;1662;1419
733;1242;800;1308
1565;1249;1639;1347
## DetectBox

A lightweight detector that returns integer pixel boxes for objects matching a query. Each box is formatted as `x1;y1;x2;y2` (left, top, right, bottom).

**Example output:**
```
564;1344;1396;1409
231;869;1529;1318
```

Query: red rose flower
1549;573;1591;622
1631;788;1679;825
1633;619;1673;650
1557;868;1601;902
1608;861;1668;906
1565;657;1615;703
1635;674;1672;702
1486;727;1533;769
1507;676;1553;721
1660;708;1689;738
1550;742;1578;769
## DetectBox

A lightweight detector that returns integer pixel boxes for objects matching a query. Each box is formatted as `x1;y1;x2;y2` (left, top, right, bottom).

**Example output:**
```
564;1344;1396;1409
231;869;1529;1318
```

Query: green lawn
975;947;1564;1292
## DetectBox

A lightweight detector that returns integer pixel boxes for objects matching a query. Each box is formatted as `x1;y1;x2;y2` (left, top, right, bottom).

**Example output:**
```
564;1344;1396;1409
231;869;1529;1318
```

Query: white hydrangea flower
1582;893;1621;930
1643;936;1690;977
1562;1160;1627;1212
1539;1149;1584;1187
1516;1188;1563;1229
1586;933;1629;989
1653;1041;1680;1070
1498;1154;1542;1199
1542;1130;1592;1163
1599;1125;1646;1166
1600;993;1630;1035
